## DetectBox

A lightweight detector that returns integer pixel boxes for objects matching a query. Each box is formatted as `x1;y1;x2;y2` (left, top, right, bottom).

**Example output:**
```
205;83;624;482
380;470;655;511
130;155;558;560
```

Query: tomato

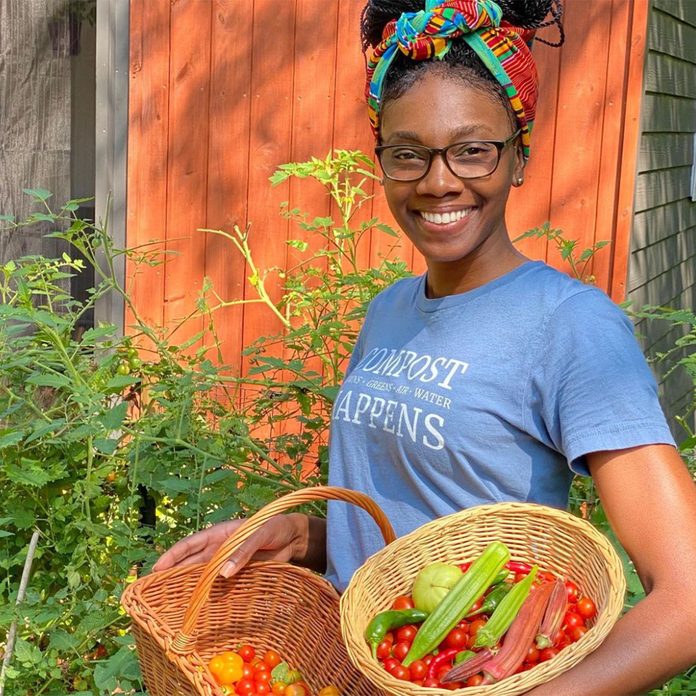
238;644;256;663
285;685;308;696
392;640;410;661
568;625;588;642
468;596;484;615
271;683;287;695
383;658;400;675
563;612;585;630
395;625;417;644
241;664;254;680
466;674;484;687
317;687;341;696
423;677;440;687
376;639;392;660
576;596;597;620
539;647;560;662
444;681;463;690
234;678;256;695
392;664;411;681
443;627;468;650
391;595;415;610
256;684;271;695
116;361;130;375
525;645;539;664
409;659;428;681
564;579;580;603
263;649;282;669
254;669;271;685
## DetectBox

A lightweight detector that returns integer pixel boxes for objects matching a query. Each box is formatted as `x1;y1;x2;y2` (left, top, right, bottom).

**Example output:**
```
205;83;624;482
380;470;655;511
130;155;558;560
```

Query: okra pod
440;647;494;683
536;576;568;649
472;566;538;649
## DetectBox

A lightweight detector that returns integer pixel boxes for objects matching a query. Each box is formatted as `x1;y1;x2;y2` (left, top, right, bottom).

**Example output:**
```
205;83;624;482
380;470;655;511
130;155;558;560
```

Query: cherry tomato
234;678;256;695
563;612;585;630
539;647;560;662
443;627;468;650
376;638;393;660
466;674;484;687
392;640;410;661
256;684;271;695
576;596;597;619
238;644;256;663
241;664;254;680
208;653;244;686
424;677;440;687
271;683;287;695
262;649;282;668
409;659;428;681
317;688;341;696
525;645;540;664
395;625;417;644
254;669;271;685
468;596;484;614
564;580;580;603
391;595;415;610
392;664;411;681
568;625;588;642
383;658;400;675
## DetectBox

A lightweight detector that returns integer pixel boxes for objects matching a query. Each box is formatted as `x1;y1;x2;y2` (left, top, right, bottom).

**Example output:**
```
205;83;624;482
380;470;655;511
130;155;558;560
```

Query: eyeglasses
375;130;521;182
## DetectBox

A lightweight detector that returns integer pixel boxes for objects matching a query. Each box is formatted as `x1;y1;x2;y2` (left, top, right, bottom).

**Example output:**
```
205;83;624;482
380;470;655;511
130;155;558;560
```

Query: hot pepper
466;581;512;617
364;608;428;659
425;647;459;680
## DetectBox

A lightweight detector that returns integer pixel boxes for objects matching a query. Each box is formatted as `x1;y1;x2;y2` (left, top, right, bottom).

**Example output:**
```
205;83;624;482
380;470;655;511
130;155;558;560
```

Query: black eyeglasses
375;129;521;182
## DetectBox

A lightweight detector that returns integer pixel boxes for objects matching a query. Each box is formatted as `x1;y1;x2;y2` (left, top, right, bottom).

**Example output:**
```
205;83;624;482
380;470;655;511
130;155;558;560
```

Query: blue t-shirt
325;261;675;591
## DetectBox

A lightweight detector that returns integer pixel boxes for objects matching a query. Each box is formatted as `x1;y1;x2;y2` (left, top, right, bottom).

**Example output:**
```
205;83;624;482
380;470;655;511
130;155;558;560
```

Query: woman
155;1;696;692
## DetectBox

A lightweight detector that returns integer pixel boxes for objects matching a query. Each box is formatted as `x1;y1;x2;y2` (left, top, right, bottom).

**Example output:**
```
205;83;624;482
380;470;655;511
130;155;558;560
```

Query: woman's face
379;71;524;273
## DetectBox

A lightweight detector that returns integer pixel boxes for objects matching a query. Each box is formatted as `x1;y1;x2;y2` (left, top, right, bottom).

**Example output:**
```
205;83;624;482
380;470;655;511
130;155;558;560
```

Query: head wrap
364;0;539;159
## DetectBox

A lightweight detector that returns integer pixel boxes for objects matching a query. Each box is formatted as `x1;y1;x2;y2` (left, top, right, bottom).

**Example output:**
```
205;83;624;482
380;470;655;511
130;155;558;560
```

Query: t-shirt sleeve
526;289;676;476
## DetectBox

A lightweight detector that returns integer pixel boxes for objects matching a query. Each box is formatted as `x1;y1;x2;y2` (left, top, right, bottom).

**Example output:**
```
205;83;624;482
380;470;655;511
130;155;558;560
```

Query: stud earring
516;177;523;186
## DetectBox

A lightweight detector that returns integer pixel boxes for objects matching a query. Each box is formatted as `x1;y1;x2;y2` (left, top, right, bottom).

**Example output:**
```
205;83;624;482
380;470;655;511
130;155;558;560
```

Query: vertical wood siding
629;0;696;428
127;0;647;370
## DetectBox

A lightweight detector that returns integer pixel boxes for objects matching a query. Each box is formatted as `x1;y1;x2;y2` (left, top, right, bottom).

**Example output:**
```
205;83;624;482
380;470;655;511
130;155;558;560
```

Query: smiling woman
154;1;696;694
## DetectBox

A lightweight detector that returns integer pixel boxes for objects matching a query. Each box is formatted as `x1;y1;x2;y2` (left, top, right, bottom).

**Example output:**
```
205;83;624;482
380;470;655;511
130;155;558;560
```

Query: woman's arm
153;513;327;577
529;444;696;695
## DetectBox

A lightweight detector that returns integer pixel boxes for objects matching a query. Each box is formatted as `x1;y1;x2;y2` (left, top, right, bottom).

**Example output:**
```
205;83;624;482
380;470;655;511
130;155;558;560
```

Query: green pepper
466;580;513;617
364;608;428;659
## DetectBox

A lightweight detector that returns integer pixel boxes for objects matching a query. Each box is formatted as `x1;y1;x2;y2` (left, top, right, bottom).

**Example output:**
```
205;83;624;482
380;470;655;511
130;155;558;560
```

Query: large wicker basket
340;502;626;695
121;486;395;695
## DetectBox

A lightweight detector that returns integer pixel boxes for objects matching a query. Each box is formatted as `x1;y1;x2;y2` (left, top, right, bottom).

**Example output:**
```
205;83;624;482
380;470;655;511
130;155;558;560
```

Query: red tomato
409;660;428;681
238;645;256;663
568;625;588;642
234;678;256;695
262;649;282;669
468;596;484;615
271;683;287;695
424;677;439;687
525;645;540;664
444;682;463;690
539;647;560;662
241;664;254;680
383;658;400;675
256;684;271;695
564;580;580;603
563;612;585;630
576;596;597;620
395;625;418;644
444;628;468;650
466;674;484;687
392;641;411;661
376;639;393;660
391;595;415;610
254;669;271;685
392;664;411;681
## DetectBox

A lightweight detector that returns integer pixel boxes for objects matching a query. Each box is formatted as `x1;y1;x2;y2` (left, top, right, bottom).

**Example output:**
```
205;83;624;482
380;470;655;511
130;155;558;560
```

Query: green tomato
116;361;131;375
411;562;463;614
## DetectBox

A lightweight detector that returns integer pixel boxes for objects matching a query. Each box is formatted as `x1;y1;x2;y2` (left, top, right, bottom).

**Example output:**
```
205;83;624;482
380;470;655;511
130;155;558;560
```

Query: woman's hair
361;0;563;130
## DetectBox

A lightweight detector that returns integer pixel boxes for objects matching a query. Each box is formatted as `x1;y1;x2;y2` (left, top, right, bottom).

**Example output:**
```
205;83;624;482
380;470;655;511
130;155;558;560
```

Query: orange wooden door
126;0;648;367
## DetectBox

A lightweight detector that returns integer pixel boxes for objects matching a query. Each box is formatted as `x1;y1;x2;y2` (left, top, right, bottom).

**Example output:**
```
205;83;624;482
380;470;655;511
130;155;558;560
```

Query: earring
516;177;523;186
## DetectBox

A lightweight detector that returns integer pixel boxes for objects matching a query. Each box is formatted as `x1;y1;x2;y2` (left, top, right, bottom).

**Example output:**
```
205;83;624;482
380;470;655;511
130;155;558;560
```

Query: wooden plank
641;93;695;132
162;0;212;347
125;0;170;346
609;0;650;301
644;52;696;98
547;0;610;279
629;251;696;295
634;166;693;212
633;198;696;250
631;228;696;285
241;0;296;363
649;7;696;63
652;0;696;24
638;132;693;172
203;0;254;373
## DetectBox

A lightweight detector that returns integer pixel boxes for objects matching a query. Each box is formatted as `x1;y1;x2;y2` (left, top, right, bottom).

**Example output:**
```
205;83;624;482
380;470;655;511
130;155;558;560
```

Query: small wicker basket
340;501;626;695
121;486;395;696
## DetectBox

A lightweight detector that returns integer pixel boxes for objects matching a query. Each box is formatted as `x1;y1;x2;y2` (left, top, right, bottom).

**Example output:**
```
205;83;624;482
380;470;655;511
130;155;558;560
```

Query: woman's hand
152;513;325;578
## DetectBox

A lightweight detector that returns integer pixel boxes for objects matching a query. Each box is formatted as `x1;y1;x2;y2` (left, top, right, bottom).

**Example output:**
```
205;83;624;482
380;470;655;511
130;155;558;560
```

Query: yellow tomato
318;687;341;696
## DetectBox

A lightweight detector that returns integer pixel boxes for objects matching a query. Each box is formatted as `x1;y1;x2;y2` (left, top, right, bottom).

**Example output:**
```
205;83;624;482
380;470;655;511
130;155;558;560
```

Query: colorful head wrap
364;0;539;159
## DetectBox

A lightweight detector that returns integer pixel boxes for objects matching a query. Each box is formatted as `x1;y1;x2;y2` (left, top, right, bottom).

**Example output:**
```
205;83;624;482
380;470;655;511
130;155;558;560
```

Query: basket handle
170;485;396;654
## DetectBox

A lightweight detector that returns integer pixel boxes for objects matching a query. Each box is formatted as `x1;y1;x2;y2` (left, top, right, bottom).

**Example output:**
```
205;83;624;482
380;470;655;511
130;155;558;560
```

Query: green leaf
100;401;129;431
23;187;53;202
6;458;54;487
26;373;72;389
0;430;25;449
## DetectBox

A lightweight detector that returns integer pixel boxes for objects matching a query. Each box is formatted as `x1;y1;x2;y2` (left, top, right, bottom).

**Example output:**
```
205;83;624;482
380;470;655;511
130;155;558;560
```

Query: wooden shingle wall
629;0;696;430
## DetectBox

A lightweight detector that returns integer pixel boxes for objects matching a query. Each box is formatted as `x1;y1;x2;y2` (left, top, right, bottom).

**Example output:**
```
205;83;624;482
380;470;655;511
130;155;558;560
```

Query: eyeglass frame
375;129;522;182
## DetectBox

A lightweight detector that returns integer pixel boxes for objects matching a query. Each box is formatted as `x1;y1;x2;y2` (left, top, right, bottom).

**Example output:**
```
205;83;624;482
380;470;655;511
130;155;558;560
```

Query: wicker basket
121;486;395;696
340;502;626;695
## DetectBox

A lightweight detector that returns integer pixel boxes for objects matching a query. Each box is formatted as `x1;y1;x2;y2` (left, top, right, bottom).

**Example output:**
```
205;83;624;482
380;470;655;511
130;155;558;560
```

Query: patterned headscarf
364;0;539;159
